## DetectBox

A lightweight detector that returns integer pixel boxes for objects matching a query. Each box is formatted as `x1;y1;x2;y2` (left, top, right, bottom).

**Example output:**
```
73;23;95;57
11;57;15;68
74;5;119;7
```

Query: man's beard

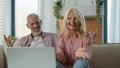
31;29;41;36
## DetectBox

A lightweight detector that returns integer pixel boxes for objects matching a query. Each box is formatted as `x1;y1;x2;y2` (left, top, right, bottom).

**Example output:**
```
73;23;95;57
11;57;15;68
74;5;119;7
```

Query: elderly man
4;13;57;47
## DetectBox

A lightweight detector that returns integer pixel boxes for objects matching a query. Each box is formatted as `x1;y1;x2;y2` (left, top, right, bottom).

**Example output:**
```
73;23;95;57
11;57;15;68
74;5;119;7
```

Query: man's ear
26;23;30;28
40;20;42;25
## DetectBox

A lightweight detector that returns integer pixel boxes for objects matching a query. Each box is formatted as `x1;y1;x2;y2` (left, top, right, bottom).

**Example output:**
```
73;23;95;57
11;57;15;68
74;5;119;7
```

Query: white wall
61;0;104;17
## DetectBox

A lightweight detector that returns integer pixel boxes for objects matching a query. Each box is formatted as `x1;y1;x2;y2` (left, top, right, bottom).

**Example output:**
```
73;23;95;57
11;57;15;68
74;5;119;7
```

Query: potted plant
96;0;103;28
53;0;64;19
53;0;64;29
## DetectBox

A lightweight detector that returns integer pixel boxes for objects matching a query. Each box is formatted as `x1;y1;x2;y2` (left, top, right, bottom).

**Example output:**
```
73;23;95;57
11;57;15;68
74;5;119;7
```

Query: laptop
6;47;56;68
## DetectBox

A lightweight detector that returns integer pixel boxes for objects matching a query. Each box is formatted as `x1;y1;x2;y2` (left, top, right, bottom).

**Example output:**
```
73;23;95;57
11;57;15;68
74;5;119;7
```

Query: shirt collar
30;31;45;39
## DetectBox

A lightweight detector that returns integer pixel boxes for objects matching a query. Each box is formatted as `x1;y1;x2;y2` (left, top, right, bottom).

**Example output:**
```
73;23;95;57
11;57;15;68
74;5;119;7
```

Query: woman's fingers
79;53;89;60
83;52;89;60
77;48;86;51
75;48;90;60
81;55;86;60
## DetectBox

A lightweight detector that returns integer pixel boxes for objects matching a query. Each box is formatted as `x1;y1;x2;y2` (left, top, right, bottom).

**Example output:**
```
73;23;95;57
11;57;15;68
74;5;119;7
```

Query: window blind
0;0;5;45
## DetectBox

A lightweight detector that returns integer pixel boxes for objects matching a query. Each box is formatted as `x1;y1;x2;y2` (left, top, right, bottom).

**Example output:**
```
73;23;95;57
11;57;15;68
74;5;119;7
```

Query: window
107;0;111;42
107;0;120;43
0;0;5;45
15;0;57;38
15;0;38;38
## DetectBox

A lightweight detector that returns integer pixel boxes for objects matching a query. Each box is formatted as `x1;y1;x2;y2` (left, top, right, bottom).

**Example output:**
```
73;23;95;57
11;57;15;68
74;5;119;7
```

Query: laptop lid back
6;47;56;68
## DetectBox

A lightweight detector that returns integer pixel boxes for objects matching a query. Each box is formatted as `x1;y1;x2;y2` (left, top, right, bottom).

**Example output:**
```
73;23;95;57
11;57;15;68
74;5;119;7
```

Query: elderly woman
56;7;96;68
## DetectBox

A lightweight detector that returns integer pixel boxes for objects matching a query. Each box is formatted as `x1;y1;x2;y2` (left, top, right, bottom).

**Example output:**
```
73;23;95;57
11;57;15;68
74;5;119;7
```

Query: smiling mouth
31;27;40;31
34;28;40;31
69;23;76;27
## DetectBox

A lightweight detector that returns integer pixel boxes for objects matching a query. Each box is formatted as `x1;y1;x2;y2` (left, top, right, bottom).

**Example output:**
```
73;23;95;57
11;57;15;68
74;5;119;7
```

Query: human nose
71;18;75;22
33;23;39;27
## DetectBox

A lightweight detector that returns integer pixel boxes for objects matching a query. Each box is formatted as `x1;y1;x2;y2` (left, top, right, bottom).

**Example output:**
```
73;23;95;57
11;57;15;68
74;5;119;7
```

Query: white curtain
0;0;5;45
38;0;57;34
0;0;11;46
108;0;120;43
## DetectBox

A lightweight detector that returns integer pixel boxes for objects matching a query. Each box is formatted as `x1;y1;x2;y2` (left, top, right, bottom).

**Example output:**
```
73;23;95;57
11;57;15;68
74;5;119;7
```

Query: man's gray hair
27;13;40;20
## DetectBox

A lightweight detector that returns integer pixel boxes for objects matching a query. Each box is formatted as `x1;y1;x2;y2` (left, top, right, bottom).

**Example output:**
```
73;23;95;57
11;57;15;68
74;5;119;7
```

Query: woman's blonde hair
61;7;86;37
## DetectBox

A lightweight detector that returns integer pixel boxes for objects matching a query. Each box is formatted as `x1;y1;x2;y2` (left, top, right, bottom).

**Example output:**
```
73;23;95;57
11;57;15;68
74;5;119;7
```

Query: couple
4;7;96;68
